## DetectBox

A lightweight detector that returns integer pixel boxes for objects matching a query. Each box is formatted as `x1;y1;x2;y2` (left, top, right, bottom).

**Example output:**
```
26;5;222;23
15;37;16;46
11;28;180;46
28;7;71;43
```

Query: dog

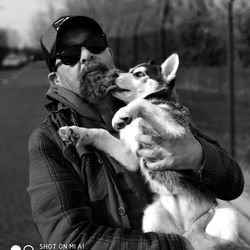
58;54;238;242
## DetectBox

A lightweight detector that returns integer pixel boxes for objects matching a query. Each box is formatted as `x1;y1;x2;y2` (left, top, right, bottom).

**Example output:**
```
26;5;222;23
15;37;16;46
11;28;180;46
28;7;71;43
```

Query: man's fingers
192;209;215;231
138;148;162;160
144;159;168;170
136;134;155;146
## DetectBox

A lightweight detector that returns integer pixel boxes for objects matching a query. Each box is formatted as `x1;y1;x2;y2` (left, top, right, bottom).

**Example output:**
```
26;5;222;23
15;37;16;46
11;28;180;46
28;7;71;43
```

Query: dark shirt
27;86;244;249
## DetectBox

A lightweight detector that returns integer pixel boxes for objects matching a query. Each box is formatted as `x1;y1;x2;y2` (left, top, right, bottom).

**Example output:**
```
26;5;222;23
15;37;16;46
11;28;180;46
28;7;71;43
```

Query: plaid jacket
27;86;244;250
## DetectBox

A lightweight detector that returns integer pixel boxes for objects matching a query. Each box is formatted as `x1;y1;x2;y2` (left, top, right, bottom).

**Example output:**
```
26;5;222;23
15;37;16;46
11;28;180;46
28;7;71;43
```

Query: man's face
50;27;116;103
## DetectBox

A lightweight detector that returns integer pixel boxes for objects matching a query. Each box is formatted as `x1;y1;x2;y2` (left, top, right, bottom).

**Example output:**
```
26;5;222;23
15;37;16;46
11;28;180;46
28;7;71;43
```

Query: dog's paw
112;108;132;130
58;126;80;145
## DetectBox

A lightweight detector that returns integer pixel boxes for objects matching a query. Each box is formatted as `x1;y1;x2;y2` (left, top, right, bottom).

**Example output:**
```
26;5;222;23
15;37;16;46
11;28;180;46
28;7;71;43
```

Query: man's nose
79;47;94;64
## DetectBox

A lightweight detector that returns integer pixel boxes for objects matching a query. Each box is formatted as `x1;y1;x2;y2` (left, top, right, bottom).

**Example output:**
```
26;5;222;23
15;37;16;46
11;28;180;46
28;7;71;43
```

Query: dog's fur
58;54;238;241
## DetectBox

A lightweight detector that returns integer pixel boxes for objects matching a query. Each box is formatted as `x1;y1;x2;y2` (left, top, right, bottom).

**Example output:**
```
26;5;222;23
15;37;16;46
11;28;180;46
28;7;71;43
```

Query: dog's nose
112;72;120;78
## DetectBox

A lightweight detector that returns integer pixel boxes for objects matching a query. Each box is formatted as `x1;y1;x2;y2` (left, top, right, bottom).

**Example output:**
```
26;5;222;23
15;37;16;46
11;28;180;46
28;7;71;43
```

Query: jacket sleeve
194;134;244;201
27;127;188;250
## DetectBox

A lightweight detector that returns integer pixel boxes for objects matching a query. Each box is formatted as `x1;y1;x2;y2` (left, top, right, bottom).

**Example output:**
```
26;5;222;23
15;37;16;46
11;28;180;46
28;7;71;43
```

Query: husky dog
58;54;238;242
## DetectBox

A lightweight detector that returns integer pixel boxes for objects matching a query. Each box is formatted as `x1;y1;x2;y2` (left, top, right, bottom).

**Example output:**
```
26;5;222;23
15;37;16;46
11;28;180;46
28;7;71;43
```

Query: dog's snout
111;69;127;79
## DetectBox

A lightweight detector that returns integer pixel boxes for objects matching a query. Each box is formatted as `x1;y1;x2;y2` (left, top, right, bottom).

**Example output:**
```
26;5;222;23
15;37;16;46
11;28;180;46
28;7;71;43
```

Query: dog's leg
112;99;187;138
58;126;139;171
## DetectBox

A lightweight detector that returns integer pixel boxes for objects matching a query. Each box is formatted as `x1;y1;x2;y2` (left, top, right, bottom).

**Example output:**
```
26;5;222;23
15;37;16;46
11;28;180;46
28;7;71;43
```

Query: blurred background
0;0;250;249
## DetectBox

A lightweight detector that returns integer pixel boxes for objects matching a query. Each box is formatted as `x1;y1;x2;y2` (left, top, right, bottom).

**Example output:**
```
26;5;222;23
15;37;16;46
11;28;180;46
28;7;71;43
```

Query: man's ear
161;53;179;85
48;72;61;87
108;47;113;58
107;47;116;68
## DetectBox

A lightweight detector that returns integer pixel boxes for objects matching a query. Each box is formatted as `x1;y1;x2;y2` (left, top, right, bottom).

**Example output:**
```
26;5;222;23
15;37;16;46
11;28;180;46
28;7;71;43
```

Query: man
27;16;244;249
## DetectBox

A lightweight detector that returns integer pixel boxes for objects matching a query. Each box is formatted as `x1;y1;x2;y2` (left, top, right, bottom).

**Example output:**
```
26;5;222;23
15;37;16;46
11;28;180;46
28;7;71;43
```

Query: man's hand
136;128;203;172
183;210;249;250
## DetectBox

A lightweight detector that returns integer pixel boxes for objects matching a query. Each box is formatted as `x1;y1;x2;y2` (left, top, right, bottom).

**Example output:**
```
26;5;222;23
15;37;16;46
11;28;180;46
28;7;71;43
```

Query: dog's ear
161;53;179;87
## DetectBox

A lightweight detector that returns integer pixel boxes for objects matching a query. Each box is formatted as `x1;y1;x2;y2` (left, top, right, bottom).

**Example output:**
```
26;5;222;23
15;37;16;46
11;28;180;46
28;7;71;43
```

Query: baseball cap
41;16;105;72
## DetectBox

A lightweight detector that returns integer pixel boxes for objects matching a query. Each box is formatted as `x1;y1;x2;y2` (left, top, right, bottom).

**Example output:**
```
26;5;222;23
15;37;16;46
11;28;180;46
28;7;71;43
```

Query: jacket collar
45;85;124;128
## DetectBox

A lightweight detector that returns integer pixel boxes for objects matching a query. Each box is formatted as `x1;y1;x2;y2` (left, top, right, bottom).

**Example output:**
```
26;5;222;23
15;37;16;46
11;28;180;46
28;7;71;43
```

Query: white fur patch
206;206;239;241
119;118;142;155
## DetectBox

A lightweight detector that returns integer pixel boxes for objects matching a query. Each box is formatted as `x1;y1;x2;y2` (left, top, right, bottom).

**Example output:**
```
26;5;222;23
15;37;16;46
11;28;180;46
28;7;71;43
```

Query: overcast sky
0;0;66;47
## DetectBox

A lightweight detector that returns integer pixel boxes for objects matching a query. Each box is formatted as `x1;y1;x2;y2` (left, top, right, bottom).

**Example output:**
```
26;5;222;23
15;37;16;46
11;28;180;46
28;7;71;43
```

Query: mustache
79;61;119;87
79;62;110;80
78;61;120;103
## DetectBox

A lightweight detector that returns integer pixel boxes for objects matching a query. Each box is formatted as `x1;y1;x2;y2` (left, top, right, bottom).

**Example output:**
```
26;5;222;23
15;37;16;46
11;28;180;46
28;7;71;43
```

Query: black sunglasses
55;34;107;66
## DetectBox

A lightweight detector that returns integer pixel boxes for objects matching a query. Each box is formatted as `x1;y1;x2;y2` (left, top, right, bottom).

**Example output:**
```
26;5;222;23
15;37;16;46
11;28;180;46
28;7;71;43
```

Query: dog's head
110;53;179;103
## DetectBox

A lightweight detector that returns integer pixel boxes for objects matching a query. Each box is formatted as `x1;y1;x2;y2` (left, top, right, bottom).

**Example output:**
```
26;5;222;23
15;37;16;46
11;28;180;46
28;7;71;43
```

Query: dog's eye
134;71;145;78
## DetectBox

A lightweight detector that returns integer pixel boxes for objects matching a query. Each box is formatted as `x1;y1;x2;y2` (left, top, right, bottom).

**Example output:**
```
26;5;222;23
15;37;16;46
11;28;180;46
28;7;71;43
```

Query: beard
78;62;118;103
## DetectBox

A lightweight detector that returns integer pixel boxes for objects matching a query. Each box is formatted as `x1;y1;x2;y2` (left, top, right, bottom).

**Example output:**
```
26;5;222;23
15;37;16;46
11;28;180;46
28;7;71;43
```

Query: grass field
0;62;249;249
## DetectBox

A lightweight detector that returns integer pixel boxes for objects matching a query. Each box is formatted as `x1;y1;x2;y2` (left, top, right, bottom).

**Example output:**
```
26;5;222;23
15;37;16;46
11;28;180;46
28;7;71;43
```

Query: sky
0;0;66;48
